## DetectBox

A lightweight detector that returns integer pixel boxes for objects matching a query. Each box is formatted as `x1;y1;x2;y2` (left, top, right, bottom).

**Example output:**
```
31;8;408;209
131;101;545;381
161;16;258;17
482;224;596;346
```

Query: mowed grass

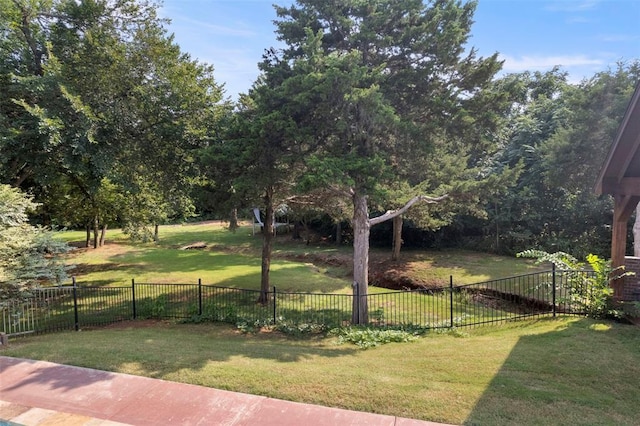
3;317;639;425
58;222;352;292
402;250;543;285
57;221;542;291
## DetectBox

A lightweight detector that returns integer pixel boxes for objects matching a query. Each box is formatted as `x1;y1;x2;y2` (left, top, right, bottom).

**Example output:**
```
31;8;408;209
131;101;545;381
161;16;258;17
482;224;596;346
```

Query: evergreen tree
265;0;502;323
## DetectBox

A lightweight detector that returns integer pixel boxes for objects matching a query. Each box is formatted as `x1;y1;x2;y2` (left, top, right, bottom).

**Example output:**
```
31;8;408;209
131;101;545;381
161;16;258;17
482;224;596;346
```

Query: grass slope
3;317;639;425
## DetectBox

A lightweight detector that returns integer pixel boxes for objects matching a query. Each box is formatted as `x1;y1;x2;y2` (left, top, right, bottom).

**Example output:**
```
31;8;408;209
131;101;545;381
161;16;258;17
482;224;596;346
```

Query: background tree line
389;63;640;259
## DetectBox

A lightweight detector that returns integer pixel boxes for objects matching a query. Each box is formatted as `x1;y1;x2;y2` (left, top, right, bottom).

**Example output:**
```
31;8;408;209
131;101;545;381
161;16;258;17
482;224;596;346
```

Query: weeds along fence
2;266;595;337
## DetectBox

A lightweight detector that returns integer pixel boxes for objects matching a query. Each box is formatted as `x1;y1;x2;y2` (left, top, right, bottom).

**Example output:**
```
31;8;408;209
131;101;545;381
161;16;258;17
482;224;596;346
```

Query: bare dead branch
368;194;448;226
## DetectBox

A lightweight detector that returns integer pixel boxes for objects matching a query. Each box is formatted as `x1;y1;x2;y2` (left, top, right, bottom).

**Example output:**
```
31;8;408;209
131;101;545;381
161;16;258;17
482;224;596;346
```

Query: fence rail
1;267;595;337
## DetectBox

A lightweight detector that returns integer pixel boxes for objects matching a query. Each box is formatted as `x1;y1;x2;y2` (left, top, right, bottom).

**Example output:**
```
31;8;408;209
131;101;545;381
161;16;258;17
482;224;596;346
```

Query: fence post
132;279;137;320
72;277;79;331
552;264;557;318
198;278;203;316
449;275;454;328
355;282;360;326
272;286;277;325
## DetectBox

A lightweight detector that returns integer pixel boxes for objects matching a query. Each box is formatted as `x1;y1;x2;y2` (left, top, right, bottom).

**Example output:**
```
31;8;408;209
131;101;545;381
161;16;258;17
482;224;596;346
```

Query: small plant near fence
330;327;422;349
517;250;633;318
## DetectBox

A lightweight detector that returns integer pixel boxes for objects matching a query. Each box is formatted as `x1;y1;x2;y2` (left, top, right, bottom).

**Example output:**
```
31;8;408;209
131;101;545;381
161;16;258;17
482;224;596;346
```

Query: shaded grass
3;317;639;425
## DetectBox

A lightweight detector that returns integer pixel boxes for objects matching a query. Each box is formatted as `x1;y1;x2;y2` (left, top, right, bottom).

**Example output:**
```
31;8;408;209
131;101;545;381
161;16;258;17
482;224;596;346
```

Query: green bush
517;250;633;318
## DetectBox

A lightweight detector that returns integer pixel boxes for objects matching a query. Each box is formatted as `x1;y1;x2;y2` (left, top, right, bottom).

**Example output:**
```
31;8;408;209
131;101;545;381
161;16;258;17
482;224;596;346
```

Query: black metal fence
1;266;596;337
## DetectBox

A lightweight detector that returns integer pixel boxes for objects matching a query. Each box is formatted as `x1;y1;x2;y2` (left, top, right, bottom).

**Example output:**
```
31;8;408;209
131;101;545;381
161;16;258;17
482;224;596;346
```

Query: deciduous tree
1;0;225;245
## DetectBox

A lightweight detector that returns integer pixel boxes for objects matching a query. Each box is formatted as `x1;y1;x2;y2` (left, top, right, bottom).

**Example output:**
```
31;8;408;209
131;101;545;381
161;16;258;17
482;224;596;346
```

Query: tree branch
368;194;448;226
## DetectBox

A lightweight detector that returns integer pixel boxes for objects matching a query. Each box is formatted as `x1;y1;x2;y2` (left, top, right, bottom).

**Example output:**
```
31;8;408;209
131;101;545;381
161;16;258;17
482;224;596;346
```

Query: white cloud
545;0;601;12
566;16;593;23
598;34;640;43
175;16;257;38
499;54;604;72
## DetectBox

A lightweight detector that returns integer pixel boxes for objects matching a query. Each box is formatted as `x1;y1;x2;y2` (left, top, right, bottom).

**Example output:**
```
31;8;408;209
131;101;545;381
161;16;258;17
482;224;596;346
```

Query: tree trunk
634;204;640;257
85;225;91;248
391;215;402;261
99;224;107;247
351;191;370;325
292;221;302;240
259;189;275;305
92;215;99;249
153;224;159;242
353;193;447;323
304;219;311;244
335;221;342;246
495;199;500;252
229;208;238;233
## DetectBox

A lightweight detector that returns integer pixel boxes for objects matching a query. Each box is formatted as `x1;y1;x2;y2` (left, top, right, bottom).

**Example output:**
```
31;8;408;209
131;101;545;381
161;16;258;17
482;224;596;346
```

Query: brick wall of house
623;256;640;301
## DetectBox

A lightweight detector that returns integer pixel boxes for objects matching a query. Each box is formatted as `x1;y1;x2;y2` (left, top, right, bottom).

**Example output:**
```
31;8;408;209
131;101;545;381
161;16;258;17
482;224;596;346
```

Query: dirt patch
278;251;352;268
93;319;173;330
460;288;553;314
369;257;448;290
64;241;134;257
275;248;446;290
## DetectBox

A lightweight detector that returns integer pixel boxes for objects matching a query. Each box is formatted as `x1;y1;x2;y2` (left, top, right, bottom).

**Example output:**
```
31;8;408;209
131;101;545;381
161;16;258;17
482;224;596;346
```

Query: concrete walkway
0;356;455;426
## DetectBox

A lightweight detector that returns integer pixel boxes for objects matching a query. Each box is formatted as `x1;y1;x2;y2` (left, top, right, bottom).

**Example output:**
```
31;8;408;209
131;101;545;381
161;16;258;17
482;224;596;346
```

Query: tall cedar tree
265;0;502;323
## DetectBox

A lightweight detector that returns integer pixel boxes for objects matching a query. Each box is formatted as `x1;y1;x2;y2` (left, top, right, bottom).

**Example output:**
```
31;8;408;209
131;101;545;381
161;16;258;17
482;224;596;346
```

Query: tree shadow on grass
464;318;640;425
2;322;358;385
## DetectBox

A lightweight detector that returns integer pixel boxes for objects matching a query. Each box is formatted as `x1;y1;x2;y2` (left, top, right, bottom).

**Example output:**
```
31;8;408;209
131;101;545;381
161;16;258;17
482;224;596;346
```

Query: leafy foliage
517;250;632;318
0;184;68;299
330;326;422;349
0;0;225;245
471;64;639;256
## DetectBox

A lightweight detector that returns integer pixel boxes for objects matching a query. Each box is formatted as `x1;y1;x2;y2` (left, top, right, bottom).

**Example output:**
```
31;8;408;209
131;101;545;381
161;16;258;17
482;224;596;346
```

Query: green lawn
59;223;351;291
9;228;637;424
3;317;639;425
57;222;543;291
46;222;553;328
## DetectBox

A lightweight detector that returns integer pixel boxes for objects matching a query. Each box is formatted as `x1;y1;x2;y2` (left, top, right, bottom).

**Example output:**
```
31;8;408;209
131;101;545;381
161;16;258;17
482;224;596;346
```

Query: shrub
517;250;633;318
1;185;69;300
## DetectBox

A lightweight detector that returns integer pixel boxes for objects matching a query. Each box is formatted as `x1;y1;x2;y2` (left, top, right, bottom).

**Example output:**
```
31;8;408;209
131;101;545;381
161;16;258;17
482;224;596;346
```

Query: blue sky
160;0;640;100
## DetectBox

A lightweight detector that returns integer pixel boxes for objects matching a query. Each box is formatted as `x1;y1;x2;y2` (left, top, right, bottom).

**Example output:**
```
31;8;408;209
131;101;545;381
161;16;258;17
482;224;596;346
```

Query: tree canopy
254;0;504;323
0;0;226;245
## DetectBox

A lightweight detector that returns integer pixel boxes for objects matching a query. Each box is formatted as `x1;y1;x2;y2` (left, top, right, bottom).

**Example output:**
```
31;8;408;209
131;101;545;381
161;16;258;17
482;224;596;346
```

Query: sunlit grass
4;317;639;425
60;223;351;291
24;225;638;424
402;249;544;285
57;222;541;292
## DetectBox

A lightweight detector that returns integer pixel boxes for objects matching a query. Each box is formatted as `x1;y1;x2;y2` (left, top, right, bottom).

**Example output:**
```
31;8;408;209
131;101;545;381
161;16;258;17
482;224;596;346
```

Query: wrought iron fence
1;266;596;337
